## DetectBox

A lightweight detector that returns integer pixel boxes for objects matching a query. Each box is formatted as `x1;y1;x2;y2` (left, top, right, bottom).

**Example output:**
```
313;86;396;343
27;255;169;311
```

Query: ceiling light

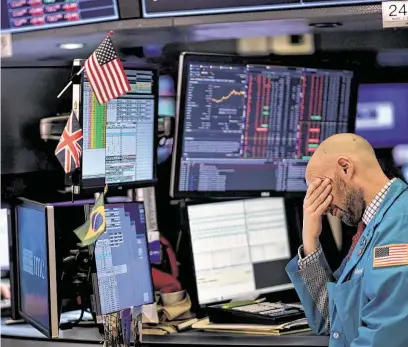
59;43;84;50
309;22;342;28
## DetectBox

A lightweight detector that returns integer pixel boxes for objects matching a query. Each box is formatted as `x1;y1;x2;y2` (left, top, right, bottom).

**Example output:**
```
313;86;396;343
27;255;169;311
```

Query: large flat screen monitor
186;197;293;305
81;67;158;190
1;0;119;34
356;83;408;149
15;199;58;338
170;53;357;198
92;202;154;315
141;0;377;18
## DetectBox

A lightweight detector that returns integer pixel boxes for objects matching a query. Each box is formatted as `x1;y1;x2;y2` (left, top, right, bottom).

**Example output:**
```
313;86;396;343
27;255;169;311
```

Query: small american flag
55;111;83;173
373;244;408;268
84;31;130;104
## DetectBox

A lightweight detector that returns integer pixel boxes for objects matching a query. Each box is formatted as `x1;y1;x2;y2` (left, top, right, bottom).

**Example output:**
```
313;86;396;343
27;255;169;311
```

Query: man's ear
337;157;354;180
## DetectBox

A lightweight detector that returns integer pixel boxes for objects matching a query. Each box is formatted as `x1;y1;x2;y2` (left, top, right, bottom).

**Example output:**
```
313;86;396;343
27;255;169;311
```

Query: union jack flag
55;111;83;173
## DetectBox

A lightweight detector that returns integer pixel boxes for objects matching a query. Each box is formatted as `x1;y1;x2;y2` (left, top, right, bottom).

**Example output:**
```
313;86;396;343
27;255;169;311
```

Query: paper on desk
192;318;309;332
142;303;159;324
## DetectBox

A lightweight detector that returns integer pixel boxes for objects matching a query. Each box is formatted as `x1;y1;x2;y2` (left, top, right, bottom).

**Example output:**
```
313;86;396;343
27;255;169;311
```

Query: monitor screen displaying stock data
1;0;118;33
142;0;377;17
81;68;157;189
187;198;293;305
171;54;355;197
93;202;153;315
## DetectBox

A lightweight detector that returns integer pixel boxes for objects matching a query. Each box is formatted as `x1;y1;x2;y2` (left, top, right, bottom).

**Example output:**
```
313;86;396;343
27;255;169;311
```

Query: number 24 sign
382;1;408;27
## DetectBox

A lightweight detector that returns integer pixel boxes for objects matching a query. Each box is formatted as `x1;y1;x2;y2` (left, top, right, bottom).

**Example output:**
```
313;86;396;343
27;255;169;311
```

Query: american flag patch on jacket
373;244;408;268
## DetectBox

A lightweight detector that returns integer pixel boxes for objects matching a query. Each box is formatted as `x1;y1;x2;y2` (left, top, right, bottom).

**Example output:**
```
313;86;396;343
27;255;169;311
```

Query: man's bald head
304;133;390;226
306;133;379;185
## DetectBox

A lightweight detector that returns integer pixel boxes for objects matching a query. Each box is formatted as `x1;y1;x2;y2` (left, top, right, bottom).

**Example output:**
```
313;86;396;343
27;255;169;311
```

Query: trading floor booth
2;2;408;347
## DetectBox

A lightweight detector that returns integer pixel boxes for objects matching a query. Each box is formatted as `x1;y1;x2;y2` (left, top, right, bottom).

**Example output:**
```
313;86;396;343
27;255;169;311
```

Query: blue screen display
94;203;153;314
356;84;408;148
17;205;49;330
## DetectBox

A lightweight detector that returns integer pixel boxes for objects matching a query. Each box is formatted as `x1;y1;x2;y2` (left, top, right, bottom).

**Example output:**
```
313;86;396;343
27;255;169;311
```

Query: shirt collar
362;178;396;225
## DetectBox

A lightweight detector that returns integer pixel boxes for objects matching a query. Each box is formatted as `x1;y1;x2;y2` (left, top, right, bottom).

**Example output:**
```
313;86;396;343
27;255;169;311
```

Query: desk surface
1;319;329;347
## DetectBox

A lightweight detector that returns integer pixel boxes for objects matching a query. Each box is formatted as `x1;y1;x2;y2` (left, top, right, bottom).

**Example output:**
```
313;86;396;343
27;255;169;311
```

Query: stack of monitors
141;0;377;17
81;65;158;190
170;53;357;197
1;0;119;33
92;202;154;315
356;83;408;149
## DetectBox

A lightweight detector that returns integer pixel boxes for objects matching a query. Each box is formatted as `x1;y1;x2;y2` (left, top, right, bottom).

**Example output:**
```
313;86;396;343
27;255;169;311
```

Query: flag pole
57;31;115;99
57;66;85;99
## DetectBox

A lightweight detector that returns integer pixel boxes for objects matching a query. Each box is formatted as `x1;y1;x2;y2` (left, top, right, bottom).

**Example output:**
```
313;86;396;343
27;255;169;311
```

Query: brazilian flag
74;186;107;246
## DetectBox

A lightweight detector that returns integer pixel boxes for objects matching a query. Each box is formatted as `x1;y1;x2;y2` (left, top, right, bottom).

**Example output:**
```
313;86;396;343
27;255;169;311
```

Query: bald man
286;133;408;347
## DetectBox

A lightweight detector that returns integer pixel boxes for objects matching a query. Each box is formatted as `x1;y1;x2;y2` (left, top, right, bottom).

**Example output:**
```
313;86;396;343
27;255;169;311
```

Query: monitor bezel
170;52;359;198
15;198;59;339
89;201;155;315
79;63;159;193
182;197;296;308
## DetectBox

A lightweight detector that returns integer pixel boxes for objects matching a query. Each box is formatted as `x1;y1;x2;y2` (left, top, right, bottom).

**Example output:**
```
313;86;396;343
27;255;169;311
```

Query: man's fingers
309;184;332;211
305;179;321;199
315;195;333;214
306;179;331;205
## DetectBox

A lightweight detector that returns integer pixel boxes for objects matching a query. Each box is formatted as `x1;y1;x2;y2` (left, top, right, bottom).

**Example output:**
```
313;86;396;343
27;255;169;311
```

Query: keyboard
207;302;305;326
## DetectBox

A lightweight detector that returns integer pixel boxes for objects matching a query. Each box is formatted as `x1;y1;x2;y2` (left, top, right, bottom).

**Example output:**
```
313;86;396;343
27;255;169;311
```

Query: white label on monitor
382;1;408;28
356;102;395;130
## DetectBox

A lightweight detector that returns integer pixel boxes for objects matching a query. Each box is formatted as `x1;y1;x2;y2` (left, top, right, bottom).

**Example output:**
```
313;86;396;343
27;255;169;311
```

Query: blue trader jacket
286;179;408;347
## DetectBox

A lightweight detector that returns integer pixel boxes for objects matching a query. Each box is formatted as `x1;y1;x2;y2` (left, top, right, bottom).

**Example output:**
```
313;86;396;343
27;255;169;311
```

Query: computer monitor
15;199;58;338
81;67;158;190
186;197;293;306
356;83;408;148
0;208;10;273
92;202;154;315
170;53;357;198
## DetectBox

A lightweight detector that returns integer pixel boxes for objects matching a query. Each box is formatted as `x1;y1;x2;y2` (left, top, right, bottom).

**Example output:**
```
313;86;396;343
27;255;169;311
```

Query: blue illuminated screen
94;202;153;314
1;0;118;34
356;84;408;148
17;205;49;331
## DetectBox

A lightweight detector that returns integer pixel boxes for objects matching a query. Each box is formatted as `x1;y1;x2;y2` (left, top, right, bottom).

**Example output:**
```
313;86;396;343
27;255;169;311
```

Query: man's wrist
303;237;320;256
